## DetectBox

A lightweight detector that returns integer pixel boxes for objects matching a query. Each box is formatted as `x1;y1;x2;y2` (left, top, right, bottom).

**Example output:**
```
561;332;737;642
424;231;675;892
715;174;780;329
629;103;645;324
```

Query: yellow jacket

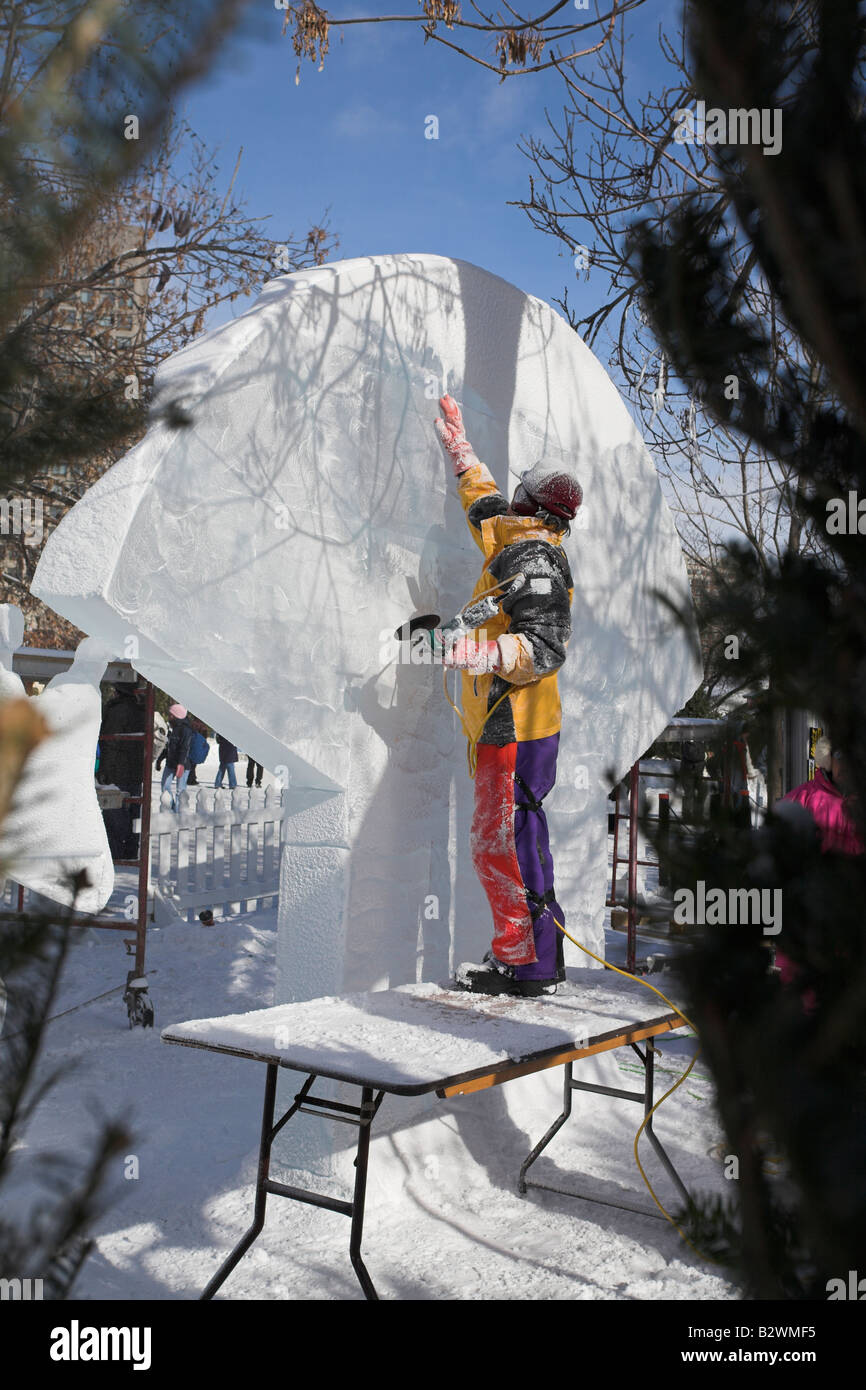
456;461;574;746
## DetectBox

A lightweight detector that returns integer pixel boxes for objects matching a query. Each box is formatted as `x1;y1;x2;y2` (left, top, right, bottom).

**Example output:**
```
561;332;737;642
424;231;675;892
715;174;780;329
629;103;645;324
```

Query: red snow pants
470;733;565;980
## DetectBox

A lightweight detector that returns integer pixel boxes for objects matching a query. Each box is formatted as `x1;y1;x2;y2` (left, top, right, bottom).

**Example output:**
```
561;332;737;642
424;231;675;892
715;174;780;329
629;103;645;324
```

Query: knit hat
513;457;583;520
169;703;187;719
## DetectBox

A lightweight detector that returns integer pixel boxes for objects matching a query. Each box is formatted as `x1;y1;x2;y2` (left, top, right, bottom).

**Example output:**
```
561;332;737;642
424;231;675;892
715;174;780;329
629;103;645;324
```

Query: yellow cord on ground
551;912;720;1265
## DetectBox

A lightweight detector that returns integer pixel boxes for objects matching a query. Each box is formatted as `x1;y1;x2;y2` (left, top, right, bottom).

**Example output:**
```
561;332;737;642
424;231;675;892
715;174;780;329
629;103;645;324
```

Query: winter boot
453;952;557;998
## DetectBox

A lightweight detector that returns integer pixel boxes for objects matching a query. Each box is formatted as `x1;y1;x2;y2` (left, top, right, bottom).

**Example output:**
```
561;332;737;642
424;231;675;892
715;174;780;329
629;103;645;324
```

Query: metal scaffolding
607;717;728;973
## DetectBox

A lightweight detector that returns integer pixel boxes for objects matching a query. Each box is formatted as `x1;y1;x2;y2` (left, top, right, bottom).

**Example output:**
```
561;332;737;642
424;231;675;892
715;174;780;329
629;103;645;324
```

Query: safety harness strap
514;772;545;814
525;886;556;922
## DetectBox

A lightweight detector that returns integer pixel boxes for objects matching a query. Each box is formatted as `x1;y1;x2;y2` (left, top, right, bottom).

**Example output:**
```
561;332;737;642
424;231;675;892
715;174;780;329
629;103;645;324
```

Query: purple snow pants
471;732;566;982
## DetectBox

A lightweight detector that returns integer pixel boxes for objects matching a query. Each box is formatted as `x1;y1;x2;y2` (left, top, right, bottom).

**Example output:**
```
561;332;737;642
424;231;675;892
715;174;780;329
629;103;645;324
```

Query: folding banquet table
162;968;691;1300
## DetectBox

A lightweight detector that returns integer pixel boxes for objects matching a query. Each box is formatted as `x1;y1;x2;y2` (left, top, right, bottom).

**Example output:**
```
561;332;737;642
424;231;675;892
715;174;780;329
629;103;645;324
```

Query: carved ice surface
32;254;701;997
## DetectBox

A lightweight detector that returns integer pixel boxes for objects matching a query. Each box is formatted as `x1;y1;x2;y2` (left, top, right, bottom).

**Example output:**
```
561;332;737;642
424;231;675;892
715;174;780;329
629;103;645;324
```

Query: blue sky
181;0;684;348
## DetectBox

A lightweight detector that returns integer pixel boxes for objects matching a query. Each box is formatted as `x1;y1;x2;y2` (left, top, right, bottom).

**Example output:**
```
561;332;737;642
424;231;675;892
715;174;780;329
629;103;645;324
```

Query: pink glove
443;637;502;674
435;395;480;476
176;764;185;776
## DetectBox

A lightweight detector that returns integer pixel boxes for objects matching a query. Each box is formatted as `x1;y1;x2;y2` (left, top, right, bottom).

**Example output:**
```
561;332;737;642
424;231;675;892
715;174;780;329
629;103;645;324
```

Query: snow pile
16;909;734;1301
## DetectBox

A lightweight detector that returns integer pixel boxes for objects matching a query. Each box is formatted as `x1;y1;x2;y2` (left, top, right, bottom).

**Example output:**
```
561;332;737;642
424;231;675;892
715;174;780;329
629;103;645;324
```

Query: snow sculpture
0;607;114;912
0;603;26;701
32;254;700;986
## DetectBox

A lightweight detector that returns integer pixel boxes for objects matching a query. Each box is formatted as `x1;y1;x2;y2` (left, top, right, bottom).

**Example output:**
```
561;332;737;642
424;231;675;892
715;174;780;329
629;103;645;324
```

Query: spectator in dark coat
215;735;238;789
98;682;146;859
160;704;194;810
186;716;210;786
679;739;707;824
246;755;263;788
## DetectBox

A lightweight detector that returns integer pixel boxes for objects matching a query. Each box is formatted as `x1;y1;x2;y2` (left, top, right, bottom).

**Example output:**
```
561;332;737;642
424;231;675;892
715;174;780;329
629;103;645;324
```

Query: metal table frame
518;1035;691;1218
189;1008;689;1302
201;1068;386;1302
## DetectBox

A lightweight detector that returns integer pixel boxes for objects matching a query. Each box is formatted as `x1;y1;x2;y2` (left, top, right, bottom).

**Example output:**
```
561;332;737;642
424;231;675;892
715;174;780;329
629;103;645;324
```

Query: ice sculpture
0;608;114;912
32;253;701;993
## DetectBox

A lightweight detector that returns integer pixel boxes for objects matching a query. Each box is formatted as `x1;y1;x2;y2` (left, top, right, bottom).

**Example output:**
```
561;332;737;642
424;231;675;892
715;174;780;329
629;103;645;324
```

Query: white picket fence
149;784;288;923
1;785;290;924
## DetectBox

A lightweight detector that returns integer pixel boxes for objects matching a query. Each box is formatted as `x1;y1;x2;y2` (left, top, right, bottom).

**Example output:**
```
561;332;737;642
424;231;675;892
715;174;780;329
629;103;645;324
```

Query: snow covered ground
10;844;742;1302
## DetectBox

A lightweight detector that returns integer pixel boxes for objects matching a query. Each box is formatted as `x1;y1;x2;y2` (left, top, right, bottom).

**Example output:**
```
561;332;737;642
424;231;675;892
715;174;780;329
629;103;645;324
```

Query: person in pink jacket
775;737;863;999
780;738;863;856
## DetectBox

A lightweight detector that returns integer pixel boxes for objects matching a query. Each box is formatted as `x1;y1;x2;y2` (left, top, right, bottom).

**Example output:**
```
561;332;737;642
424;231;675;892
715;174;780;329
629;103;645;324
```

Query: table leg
518;1063;573;1193
200;1070;383;1301
517;1039;691;1217
640;1037;692;1208
201;1062;279;1301
349;1086;379;1301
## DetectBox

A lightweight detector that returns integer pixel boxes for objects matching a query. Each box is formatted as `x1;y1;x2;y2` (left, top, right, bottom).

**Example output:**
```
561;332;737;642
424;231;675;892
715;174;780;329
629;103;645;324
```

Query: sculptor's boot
453;952;557;998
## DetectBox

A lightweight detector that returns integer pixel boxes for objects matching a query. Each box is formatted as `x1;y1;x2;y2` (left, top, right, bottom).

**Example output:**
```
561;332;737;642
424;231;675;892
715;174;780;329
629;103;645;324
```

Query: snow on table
161;969;685;1095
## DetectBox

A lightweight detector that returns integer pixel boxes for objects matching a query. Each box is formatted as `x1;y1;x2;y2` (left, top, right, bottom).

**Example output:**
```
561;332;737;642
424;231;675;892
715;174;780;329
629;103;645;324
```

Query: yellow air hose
550;915;717;1261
